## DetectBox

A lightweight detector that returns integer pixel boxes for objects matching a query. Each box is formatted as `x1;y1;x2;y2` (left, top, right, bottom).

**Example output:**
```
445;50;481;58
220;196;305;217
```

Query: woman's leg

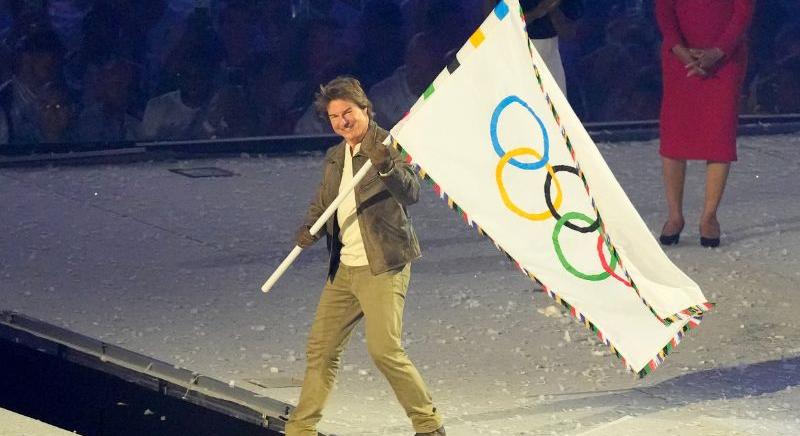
700;161;731;238
661;156;687;235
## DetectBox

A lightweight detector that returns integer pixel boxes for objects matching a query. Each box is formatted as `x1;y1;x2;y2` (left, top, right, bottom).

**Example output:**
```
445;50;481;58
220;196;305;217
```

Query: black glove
361;121;393;173
295;226;316;248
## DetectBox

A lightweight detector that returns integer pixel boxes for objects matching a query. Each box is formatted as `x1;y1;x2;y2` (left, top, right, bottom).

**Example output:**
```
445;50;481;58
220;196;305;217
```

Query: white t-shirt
337;143;369;266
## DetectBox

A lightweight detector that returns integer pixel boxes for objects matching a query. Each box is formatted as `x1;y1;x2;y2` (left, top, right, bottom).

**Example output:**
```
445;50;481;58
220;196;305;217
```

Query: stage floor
2;134;800;435
0;407;78;436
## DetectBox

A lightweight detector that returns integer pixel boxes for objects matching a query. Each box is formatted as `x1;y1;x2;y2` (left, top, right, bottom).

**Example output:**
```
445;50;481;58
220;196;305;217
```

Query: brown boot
414;427;446;436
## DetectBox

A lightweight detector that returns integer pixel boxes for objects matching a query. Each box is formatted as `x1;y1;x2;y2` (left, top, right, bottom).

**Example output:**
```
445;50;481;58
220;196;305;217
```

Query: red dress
656;0;754;162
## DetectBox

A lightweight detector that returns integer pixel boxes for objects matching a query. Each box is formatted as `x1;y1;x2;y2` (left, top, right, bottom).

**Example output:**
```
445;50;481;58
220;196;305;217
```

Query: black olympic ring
544;165;601;233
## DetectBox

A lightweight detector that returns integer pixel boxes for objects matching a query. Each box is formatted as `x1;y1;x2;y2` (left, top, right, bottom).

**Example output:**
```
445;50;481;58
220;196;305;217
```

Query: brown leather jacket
302;122;422;277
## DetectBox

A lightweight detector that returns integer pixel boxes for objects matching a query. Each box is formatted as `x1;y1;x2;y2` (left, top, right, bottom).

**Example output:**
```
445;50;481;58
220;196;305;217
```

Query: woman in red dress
655;0;754;247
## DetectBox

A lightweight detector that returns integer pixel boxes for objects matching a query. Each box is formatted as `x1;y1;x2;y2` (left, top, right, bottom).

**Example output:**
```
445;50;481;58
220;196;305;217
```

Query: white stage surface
2;134;799;435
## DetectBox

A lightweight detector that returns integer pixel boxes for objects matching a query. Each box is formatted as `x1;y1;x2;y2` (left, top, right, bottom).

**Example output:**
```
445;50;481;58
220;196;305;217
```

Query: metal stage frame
0;310;326;435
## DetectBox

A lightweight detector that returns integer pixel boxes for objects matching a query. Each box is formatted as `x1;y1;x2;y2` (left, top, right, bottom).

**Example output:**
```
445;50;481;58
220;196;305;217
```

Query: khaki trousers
285;264;442;435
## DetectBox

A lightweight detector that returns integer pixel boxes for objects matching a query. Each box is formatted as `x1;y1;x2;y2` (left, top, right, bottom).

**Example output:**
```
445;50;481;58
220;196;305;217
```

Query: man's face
177;67;213;106
37;88;73;140
326;98;369;145
22;52;57;86
101;65;133;110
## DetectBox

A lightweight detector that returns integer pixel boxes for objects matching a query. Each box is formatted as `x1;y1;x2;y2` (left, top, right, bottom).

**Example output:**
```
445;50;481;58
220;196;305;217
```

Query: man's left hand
361;123;393;173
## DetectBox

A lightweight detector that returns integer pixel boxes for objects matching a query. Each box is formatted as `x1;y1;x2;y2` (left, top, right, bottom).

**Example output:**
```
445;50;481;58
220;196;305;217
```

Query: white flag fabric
390;0;712;376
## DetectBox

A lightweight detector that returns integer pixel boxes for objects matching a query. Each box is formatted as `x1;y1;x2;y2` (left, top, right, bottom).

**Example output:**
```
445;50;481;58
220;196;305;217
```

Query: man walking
285;76;445;436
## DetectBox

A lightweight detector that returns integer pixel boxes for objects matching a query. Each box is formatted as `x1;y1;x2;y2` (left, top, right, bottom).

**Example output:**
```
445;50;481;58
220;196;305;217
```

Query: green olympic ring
552;211;618;281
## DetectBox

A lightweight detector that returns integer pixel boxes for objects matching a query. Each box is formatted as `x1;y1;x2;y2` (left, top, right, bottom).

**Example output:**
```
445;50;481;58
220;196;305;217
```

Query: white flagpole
261;160;374;293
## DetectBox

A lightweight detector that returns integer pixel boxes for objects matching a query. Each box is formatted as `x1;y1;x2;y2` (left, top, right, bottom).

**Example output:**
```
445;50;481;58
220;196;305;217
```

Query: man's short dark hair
313;76;373;119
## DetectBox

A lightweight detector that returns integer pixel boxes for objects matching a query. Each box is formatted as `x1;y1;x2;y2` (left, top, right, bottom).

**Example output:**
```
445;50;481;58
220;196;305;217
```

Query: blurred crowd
1;0;798;147
564;1;800;122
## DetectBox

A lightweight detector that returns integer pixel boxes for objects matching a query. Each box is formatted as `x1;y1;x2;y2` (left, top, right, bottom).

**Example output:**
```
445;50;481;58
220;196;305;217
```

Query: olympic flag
390;0;712;376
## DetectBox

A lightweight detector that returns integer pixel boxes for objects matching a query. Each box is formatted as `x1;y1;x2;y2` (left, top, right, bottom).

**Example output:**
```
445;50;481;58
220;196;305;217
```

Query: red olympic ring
596;235;632;287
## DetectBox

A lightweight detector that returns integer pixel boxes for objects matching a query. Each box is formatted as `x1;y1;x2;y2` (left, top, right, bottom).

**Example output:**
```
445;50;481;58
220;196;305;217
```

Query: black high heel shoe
659;232;681;245
659;223;684;246
699;222;721;248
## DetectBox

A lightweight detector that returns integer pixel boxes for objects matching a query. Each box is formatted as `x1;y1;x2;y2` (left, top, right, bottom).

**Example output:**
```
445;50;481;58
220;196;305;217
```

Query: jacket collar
331;143;367;164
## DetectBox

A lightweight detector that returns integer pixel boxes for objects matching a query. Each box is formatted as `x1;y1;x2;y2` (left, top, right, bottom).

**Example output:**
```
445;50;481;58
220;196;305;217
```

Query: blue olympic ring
490;95;550;170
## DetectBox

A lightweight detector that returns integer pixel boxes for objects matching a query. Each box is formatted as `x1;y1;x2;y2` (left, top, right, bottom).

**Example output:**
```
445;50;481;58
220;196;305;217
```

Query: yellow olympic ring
496;147;562;221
